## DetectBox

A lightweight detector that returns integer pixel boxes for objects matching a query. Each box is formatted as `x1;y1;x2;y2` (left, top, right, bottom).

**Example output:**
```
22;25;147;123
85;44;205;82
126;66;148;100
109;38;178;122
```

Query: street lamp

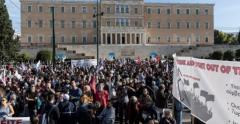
93;0;104;68
51;1;56;69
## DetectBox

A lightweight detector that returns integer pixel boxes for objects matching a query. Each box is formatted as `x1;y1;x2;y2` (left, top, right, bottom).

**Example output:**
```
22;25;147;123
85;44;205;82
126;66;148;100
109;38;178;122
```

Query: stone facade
20;0;214;47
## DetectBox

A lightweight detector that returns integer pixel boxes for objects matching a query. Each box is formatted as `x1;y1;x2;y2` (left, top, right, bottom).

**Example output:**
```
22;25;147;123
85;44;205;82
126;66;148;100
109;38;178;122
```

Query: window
61;20;65;28
121;19;124;26
196;22;200;29
107;7;111;14
39;6;43;13
116;19;120;26
205;37;209;42
49;20;53;28
126;6;129;13
205;9;209;15
147;8;151;14
135;8;138;14
93;36;97;44
148;37;151;43
83;20;87;28
27;20;31;28
168;36;171;42
93;20;97;28
167;9;171;15
134;21;138;27
186;9;190;15
125;19;129;26
157;8;161;14
28;36;32;43
167;22;171;29
72;7;76;13
72;21;76;28
158;36;161;41
177;22;180;29
157;22;161;28
177;36;180;42
147;22;151;28
61;7;64;13
187;22;190;29
93;7;97;13
116;5;120;13
187;36;191;43
72;36;76;43
61;36;64;43
196;36;200;42
83;36;87;44
82;7;87;13
196;9;199;15
205;22;209;29
107;21;111;27
39;36;43;42
121;5;124;13
38;20;43;28
177;9;180;15
28;5;32;12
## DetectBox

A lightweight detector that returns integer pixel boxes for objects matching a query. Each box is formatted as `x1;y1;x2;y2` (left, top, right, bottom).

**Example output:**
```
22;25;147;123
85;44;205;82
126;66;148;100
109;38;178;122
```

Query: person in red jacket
95;83;109;108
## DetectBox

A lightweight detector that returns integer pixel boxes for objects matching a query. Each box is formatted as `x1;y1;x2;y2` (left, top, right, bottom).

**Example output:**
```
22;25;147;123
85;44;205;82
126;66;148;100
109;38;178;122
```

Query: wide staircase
57;44;95;59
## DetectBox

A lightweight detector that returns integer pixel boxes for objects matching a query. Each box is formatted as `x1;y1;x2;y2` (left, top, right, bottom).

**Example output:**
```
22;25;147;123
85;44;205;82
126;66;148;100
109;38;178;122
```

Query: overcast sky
6;0;240;33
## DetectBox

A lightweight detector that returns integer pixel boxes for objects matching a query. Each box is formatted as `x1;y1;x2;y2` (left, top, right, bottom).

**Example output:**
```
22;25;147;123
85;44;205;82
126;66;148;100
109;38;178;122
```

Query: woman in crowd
0;97;15;117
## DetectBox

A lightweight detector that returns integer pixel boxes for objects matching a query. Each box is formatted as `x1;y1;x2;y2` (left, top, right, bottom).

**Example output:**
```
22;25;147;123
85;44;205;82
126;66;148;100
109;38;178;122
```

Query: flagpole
51;0;56;69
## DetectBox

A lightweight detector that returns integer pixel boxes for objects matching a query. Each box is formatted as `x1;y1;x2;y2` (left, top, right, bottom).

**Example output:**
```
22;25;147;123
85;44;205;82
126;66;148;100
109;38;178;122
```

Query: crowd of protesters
0;57;182;124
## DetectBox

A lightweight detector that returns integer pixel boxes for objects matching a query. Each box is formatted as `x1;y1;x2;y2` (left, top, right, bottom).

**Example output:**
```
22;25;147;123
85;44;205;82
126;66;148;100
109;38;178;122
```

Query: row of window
148;36;209;43
146;21;210;29
26;19;209;29
147;8;209;15
26;5;209;15
27;20;97;29
27;36;96;44
27;35;209;43
27;5;95;13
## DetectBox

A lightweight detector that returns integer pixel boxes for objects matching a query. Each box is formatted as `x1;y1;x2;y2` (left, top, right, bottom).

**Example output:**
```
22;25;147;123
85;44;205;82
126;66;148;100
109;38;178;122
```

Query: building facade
20;0;214;46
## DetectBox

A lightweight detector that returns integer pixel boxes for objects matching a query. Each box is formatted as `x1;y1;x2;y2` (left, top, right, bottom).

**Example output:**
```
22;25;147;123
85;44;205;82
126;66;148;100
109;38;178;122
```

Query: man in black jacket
45;93;60;124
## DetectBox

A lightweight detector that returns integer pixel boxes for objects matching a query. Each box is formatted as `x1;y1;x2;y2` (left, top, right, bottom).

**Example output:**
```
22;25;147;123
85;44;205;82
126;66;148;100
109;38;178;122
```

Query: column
115;33;117;45
120;33;122;44
135;33;137;44
101;32;103;44
124;33;126;44
110;33;112;44
140;33;142;44
130;33;132;44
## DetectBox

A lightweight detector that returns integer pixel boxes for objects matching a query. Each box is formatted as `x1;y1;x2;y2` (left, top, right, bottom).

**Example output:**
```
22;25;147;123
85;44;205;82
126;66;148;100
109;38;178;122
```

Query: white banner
0;117;30;124
71;59;97;68
173;57;240;124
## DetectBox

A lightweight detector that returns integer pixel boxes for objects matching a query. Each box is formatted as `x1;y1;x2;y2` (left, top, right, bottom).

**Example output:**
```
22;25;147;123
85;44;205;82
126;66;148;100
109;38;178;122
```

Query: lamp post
51;5;56;69
93;0;104;68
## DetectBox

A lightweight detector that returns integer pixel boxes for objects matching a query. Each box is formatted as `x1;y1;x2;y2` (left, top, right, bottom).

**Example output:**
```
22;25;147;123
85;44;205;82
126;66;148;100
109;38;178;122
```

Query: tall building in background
20;0;214;47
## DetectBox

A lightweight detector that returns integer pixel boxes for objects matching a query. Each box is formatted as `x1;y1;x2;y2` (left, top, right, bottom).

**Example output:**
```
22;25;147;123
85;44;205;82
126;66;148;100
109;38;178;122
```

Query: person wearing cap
0;97;15;117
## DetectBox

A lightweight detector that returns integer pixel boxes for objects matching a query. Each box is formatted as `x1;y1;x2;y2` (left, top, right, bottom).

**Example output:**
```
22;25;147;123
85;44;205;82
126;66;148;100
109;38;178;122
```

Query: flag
21;63;27;71
135;56;141;64
172;53;177;58
35;61;41;70
14;71;22;80
89;75;96;94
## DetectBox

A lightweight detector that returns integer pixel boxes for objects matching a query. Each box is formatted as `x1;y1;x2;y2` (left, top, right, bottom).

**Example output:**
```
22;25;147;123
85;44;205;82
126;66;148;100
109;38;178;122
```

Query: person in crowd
0;97;15;117
26;84;38;123
127;96;140;124
97;101;115;124
58;94;75;124
160;109;176;124
69;81;82;107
